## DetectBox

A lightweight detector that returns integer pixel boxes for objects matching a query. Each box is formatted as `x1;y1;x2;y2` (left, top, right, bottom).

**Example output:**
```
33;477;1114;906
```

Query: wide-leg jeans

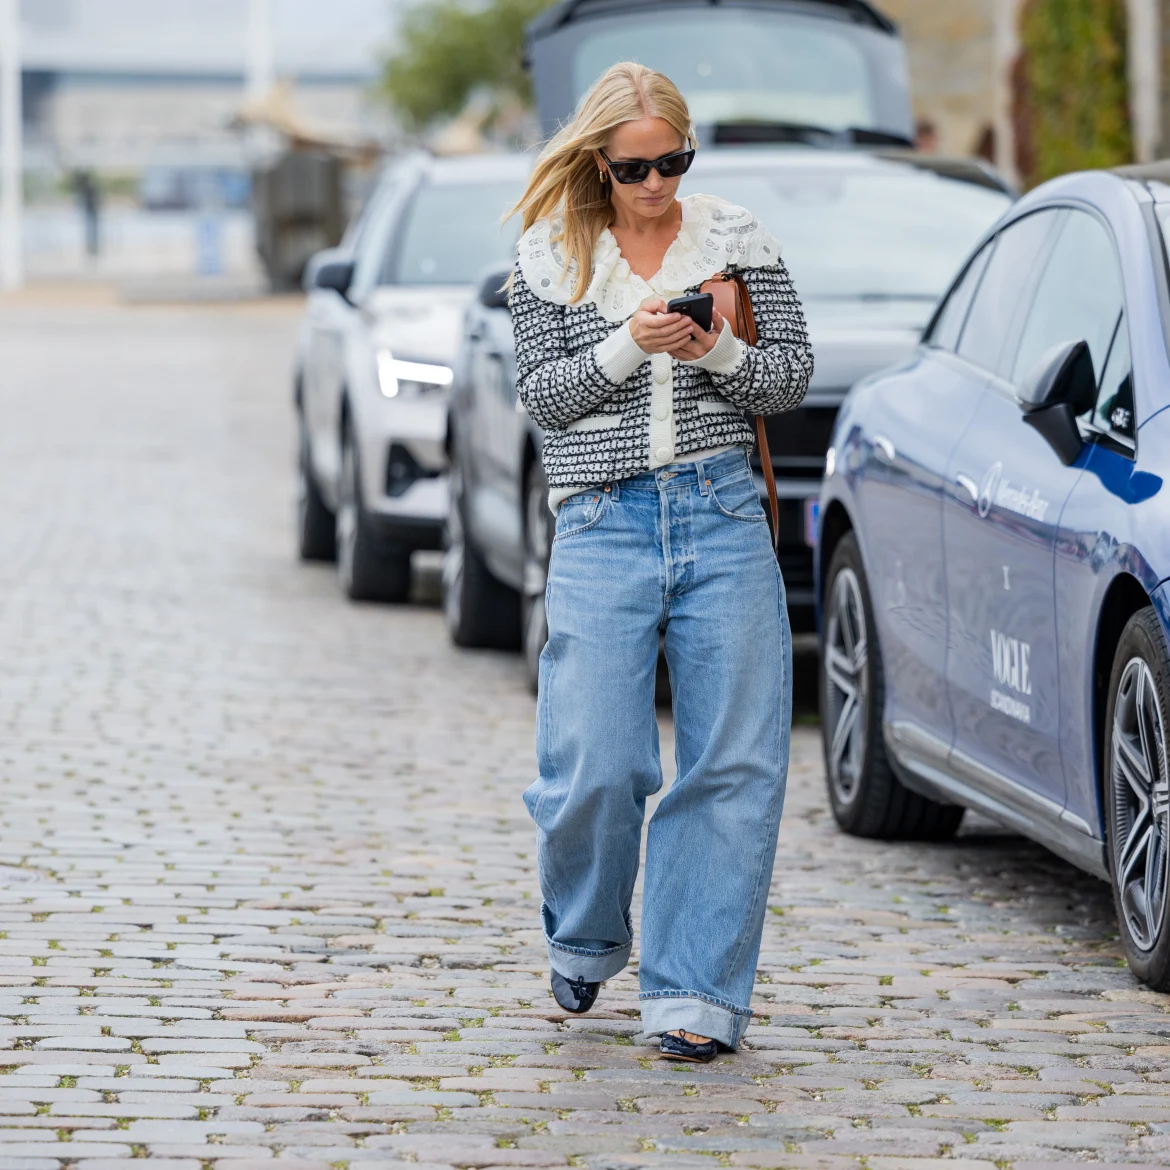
523;448;792;1048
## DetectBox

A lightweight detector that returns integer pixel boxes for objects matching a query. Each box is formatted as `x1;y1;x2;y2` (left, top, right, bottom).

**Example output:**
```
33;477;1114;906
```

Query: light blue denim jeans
523;448;792;1048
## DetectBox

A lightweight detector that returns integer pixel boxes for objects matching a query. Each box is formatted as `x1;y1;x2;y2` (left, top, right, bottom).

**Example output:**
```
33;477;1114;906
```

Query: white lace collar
516;193;782;324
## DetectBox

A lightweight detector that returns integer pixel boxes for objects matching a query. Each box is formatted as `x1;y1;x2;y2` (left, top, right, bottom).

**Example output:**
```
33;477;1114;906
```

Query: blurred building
18;0;405;176
882;0;1003;160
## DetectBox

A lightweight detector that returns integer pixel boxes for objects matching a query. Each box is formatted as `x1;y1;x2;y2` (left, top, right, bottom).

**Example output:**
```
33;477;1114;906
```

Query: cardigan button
653;364;670;385
656;445;674;463
654;401;669;421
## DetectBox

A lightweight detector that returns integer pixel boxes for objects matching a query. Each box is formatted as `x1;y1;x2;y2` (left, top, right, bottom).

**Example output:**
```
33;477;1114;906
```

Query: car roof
529;0;898;37
416;152;533;185
688;146;1013;195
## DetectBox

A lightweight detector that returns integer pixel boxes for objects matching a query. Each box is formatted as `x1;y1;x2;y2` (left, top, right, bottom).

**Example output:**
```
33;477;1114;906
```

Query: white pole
0;0;22;291
993;0;1020;187
1128;0;1160;162
247;0;276;103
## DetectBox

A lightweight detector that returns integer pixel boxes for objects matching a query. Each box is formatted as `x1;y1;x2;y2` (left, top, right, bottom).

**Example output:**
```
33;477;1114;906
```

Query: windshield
385;179;523;286
573;11;875;131
694;168;1011;300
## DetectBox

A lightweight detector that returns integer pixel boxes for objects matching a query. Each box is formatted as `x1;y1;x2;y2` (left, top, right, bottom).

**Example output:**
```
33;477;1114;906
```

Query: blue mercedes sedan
816;163;1170;989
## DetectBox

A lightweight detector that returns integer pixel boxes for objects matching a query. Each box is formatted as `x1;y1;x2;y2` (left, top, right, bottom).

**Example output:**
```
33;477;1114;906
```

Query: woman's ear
593;150;606;177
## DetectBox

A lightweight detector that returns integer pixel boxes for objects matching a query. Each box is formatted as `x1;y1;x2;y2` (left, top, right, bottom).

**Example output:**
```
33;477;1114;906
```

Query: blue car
816;162;1170;989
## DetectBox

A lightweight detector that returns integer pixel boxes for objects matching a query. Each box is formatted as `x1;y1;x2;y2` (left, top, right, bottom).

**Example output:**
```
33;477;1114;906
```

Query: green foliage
382;0;554;132
1014;0;1132;188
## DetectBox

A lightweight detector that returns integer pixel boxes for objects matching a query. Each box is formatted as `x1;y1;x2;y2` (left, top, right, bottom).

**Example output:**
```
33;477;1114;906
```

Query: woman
509;63;813;1062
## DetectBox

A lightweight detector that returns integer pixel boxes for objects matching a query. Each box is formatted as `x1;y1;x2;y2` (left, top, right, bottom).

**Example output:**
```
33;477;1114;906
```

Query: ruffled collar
516;193;782;324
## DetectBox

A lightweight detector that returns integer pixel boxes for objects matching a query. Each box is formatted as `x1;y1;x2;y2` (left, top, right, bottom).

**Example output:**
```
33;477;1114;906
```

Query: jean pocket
708;471;766;523
554;489;609;541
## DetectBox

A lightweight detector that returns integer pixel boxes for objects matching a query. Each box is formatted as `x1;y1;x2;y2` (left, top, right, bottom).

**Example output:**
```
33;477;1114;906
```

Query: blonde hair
508;62;696;303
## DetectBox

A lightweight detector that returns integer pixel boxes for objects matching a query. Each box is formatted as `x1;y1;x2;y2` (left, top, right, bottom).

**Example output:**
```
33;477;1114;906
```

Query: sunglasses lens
612;162;649;184
657;151;695;178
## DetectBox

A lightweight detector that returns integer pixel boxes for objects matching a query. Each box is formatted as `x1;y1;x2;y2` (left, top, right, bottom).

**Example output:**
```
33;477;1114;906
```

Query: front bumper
754;473;819;631
357;394;449;551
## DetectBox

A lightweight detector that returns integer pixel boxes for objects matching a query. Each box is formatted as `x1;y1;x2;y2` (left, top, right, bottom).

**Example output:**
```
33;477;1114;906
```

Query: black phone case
667;293;714;333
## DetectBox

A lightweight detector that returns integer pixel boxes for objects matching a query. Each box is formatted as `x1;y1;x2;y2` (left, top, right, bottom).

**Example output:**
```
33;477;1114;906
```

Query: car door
852;240;996;752
944;207;1123;811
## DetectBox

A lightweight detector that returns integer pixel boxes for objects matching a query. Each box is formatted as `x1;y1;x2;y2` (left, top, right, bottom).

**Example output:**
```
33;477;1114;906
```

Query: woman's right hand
629;297;696;355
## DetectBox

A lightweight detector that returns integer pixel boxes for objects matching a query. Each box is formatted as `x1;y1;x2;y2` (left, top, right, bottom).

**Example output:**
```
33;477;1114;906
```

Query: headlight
825;446;837;478
377;354;454;399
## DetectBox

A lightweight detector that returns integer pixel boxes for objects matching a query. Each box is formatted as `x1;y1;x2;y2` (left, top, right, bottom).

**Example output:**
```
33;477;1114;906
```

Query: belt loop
697;457;710;496
606;479;620;502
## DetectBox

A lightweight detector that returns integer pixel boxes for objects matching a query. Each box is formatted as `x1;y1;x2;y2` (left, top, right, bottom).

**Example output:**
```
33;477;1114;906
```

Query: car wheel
441;438;520;648
1105;608;1170;989
337;425;411;603
522;460;553;694
297;416;336;562
820;532;963;841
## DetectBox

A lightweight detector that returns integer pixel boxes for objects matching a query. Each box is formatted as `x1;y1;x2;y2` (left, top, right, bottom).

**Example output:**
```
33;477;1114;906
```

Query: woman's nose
643;170;664;192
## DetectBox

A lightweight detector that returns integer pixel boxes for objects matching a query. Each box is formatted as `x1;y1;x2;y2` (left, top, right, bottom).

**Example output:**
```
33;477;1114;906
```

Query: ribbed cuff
594;322;648;385
686;325;747;375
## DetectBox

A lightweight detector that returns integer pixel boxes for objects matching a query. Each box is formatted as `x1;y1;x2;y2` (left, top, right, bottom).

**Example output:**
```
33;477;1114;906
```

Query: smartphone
666;292;714;333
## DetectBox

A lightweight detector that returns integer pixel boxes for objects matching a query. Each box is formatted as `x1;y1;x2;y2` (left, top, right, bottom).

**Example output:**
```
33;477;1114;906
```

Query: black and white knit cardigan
510;194;814;494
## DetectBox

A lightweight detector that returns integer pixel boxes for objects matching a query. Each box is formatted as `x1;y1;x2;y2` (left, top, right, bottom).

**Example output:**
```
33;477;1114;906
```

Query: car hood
363;286;475;366
804;298;929;397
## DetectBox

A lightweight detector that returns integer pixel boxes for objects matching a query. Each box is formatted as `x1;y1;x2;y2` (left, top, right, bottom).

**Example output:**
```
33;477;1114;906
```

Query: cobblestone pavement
0;298;1168;1170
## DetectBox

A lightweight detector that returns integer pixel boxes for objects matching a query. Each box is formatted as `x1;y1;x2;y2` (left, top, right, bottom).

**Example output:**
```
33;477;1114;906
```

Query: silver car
293;151;530;601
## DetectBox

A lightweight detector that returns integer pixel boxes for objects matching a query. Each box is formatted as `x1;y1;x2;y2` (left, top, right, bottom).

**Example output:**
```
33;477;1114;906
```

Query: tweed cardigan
511;194;814;494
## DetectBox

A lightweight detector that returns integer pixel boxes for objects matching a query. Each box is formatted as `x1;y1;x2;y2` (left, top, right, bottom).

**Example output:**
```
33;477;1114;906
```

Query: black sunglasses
600;147;696;185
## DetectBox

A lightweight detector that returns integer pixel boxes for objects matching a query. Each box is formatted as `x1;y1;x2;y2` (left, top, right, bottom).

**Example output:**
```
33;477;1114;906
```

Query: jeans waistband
617;449;751;493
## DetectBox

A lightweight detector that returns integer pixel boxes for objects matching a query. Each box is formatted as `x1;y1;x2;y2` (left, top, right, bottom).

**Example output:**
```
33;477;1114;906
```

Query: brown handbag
699;271;780;554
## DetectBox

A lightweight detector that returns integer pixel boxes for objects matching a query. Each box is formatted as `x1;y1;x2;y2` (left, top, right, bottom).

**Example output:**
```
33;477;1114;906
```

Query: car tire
522;460;553;694
820;532;963;841
1104;607;1170;990
297;418;336;563
337;425;411;604
442;437;520;649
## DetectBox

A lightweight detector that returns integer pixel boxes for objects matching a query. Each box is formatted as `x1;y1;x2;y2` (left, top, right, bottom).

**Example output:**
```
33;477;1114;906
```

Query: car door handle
955;473;978;504
873;434;895;463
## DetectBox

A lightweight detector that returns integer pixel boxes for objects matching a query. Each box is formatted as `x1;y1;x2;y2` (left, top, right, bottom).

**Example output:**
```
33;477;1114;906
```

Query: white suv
293;152;530;601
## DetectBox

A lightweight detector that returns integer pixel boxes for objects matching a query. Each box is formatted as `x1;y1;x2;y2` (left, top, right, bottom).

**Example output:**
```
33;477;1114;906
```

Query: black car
527;0;915;148
444;148;1013;687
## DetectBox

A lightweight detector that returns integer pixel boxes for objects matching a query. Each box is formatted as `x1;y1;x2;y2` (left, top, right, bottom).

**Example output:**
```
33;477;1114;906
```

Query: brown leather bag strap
717;272;778;557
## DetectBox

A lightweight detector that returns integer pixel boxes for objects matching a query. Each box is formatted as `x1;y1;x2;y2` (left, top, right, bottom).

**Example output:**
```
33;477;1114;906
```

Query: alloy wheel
442;460;466;634
1111;656;1170;952
824;566;869;806
336;435;358;592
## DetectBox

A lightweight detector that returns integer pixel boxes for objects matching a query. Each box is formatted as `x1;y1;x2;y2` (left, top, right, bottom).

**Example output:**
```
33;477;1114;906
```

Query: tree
1013;0;1132;188
382;0;555;133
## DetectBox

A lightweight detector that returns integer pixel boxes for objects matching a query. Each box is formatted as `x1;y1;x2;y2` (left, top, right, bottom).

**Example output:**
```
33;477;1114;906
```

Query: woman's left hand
669;309;726;361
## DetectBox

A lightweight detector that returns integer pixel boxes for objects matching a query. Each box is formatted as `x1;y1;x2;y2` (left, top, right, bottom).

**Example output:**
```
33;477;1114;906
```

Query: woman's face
595;117;687;221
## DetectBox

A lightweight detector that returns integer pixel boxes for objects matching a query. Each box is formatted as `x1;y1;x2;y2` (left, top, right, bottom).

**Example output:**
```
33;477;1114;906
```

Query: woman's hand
629;297;696;355
669;308;726;361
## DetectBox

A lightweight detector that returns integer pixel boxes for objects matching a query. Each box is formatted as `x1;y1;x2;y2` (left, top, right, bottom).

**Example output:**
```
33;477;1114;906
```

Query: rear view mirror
478;267;512;311
315;260;355;300
1017;340;1095;465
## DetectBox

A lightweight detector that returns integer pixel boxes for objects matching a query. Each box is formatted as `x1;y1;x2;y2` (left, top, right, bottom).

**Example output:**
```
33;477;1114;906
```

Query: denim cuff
639;993;752;1049
546;936;632;982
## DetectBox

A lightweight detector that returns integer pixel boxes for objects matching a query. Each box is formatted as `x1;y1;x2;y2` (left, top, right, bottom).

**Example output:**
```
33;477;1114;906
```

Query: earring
599;169;607;183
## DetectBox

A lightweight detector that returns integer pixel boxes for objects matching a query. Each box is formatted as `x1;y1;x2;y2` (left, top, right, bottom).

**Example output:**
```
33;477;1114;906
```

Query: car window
957;210;1061;374
381;180;524;286
927;240;995;352
350;176;418;300
1091;314;1135;442
1010;210;1123;385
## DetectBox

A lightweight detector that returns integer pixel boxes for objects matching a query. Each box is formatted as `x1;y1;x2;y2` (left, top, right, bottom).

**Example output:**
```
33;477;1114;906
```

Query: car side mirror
1017;340;1096;466
478;267;511;311
315;260;355;301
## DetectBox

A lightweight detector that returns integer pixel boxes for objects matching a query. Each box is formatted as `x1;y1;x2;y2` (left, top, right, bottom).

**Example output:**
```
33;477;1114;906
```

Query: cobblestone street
1;297;1169;1169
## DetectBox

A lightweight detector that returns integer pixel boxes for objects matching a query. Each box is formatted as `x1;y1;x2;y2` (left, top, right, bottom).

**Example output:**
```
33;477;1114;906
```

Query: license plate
804;497;820;548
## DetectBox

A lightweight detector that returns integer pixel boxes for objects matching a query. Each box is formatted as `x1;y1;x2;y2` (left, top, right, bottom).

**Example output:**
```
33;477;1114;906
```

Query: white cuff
594;322;648;385
686;325;747;376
